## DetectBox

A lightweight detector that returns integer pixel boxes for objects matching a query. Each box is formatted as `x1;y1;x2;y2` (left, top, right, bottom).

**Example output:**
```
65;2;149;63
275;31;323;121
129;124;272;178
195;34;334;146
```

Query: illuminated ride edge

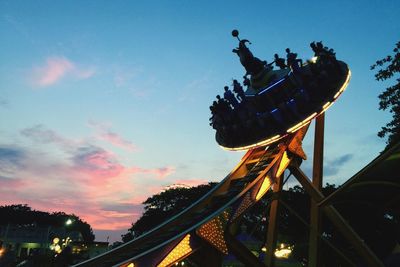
211;34;351;151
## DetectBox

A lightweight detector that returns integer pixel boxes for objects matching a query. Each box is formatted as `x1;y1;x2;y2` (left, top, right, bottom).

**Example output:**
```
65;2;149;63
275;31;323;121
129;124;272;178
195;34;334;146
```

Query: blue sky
0;0;399;243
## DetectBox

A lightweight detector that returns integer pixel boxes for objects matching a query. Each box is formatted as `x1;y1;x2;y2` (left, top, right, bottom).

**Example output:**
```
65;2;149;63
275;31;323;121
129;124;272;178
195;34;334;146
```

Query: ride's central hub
209;30;351;151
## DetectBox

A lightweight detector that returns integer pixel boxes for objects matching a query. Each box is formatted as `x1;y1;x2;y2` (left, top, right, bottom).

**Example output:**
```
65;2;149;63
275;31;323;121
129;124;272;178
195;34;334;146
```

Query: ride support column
308;114;324;267
265;173;284;267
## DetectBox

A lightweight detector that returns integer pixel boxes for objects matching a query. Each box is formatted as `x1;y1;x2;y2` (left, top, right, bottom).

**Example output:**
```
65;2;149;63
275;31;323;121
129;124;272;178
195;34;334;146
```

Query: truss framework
74;115;394;267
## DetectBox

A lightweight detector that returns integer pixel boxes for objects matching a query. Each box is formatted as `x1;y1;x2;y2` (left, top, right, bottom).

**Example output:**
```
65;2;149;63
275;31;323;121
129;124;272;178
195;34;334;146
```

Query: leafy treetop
0;204;95;242
371;41;400;149
122;183;216;242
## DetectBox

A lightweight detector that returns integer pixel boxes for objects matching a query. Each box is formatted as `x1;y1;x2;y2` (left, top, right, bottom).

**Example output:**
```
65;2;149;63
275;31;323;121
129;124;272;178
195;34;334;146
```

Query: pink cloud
72;146;125;181
99;131;136;151
0;126;181;238
0;177;26;190
34;57;74;86
32;56;95;87
88;121;137;151
146;166;176;178
0;148;172;237
84;211;139;230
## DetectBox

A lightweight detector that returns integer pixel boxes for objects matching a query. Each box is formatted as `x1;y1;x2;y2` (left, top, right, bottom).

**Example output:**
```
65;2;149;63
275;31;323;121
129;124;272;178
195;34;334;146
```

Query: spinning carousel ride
210;30;351;150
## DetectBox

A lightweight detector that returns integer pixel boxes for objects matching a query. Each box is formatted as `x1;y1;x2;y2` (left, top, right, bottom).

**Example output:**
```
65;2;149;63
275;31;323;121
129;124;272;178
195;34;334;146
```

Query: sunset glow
0;1;397;243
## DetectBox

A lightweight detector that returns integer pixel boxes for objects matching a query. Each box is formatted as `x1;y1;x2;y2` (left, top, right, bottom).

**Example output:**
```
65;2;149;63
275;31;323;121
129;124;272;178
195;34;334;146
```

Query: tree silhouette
122;182;399;265
121;183;217;242
0;204;95;242
371;41;400;149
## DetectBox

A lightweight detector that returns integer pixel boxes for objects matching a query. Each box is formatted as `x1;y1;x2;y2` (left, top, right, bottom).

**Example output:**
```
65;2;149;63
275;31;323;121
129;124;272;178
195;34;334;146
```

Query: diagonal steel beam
317;142;400;207
225;230;266;267
289;164;385;267
279;199;357;267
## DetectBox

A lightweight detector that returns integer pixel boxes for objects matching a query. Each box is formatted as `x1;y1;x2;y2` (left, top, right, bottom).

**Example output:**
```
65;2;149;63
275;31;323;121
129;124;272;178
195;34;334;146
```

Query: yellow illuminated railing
287;113;316;133
276;151;291;178
220;134;283;151
157;234;192;267
256;175;272;200
334;69;351;99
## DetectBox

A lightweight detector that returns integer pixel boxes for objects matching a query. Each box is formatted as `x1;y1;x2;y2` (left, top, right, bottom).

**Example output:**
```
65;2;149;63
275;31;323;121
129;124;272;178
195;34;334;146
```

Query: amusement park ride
74;31;398;267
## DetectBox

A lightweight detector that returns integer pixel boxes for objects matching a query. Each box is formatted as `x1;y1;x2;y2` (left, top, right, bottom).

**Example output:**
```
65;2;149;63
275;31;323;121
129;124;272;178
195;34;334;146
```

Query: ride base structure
74;31;398;267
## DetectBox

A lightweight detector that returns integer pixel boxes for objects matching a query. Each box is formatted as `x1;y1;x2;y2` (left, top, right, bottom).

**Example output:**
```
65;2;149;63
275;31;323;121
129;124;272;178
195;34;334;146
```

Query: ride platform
211;32;351;151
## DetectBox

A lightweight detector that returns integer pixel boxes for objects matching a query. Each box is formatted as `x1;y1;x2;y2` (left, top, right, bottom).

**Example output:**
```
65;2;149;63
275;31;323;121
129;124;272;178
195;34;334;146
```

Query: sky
0;0;399;243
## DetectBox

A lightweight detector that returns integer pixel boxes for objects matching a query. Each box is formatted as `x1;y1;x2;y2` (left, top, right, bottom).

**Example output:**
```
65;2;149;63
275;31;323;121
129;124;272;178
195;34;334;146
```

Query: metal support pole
289;165;385;267
309;114;324;266
264;174;284;267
